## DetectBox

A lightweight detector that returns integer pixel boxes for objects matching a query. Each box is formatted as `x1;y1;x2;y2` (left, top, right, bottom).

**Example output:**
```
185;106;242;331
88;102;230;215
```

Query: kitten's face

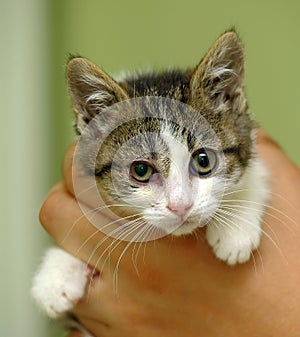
87;98;228;236
107;123;225;236
68;31;253;239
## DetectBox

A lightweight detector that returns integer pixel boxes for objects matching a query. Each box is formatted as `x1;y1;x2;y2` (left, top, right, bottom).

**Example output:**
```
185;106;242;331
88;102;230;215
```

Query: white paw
31;247;89;318
206;224;261;266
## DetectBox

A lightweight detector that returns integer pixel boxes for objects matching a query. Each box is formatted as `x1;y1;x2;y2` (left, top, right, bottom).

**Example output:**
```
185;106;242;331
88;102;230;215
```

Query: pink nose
167;203;193;217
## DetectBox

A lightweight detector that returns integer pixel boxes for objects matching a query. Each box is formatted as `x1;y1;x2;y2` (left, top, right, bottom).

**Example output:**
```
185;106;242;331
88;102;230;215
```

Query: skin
40;131;300;337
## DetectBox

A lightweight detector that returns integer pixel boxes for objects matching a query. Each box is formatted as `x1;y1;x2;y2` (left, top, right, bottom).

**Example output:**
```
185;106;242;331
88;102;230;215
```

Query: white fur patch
206;157;269;265
163;133;192;211
31;247;89;318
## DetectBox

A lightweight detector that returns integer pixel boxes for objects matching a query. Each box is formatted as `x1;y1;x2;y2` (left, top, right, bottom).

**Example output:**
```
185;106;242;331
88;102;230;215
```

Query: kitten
32;30;269;335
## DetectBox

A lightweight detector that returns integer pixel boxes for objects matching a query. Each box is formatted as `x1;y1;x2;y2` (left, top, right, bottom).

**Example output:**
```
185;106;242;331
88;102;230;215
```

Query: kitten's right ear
66;57;128;134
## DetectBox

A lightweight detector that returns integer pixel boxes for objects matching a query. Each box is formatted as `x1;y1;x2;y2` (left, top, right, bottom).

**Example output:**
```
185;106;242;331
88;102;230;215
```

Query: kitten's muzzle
166;202;193;218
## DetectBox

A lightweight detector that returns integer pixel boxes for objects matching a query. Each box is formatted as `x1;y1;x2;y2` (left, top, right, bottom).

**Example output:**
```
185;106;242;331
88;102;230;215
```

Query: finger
62;142;114;215
63;142;77;196
256;129;299;173
256;130;300;223
256;129;282;151
72;275;115;326
39;182;116;267
256;129;286;164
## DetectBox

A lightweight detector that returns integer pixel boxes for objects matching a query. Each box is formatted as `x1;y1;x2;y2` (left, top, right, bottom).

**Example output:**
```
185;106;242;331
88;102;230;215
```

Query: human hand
40;131;300;337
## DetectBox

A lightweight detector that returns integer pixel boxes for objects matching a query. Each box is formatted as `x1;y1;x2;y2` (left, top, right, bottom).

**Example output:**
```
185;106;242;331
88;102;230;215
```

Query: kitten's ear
66;57;128;133
190;31;245;110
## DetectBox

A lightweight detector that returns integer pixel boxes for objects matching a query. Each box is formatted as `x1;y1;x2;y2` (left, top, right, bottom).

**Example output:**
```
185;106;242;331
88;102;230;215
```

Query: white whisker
93;218;145;274
221;199;298;230
75;212;144;259
216;208;285;260
85;212;146;263
220;204;281;243
223;188;299;212
85;218;147;299
75;182;97;197
61;202;146;246
113;221;152;292
131;221;158;275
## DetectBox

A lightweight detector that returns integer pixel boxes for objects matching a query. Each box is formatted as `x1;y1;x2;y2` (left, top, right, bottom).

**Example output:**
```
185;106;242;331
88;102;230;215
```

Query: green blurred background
1;0;299;336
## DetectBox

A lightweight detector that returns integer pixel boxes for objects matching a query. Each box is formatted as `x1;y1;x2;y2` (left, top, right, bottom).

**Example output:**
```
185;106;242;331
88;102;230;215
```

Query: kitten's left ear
190;31;245;110
66;57;129;134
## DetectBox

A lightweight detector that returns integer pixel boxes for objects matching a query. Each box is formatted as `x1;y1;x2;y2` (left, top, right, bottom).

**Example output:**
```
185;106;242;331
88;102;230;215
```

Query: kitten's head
67;31;253;239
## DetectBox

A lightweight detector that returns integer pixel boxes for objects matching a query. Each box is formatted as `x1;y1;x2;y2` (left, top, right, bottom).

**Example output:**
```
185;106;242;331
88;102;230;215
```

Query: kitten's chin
170;220;206;236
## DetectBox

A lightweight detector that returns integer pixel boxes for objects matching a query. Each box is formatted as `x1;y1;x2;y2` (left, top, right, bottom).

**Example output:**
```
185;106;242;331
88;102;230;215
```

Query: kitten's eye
130;162;154;183
190;148;218;176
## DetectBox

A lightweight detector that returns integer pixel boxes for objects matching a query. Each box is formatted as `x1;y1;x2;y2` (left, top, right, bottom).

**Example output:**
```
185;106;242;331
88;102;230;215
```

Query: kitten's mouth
169;217;207;236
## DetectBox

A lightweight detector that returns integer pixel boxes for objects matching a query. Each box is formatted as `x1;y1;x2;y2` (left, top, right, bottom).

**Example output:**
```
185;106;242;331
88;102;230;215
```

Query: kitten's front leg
206;157;269;265
206;217;262;266
31;247;89;318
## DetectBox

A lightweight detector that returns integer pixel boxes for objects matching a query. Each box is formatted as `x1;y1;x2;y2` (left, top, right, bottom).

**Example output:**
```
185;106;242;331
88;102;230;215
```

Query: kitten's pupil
197;152;210;168
135;163;148;176
190;149;217;176
130;162;154;183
